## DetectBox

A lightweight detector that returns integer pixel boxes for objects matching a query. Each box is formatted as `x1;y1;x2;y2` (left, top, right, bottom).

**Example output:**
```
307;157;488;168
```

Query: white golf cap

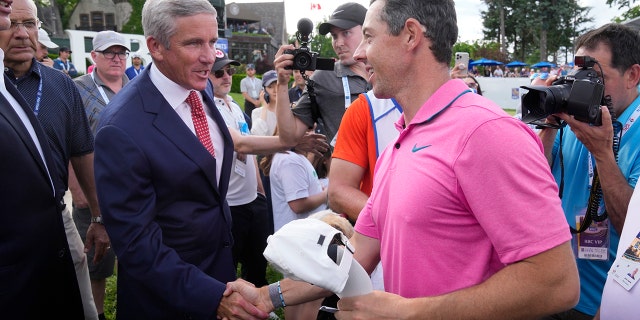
37;28;58;49
263;218;372;297
93;30;130;51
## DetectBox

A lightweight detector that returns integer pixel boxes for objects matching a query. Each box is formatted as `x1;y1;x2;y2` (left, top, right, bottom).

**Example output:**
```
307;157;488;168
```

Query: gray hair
142;0;217;49
371;0;458;64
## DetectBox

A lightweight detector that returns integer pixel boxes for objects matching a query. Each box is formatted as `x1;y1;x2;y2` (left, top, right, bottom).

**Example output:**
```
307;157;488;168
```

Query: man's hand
85;222;110;264
336;291;408;320
294;132;329;158
274;45;296;85
556;106;613;158
218;279;272;319
217;287;270;320
41;57;54;68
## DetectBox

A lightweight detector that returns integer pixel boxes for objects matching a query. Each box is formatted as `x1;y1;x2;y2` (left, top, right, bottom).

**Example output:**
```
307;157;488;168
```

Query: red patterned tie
186;90;215;157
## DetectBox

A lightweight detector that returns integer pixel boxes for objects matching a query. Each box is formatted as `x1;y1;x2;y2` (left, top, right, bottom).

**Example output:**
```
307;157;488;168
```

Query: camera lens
294;52;312;70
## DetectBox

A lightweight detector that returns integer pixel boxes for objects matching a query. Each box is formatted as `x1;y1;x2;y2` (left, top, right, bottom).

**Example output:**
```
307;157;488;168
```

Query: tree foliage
53;0;79;30
121;0;145;34
608;0;640;22
480;0;592;64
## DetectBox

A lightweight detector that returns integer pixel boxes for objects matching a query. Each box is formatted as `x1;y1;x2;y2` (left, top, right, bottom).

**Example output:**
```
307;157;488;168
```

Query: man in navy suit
0;1;83;317
93;0;269;319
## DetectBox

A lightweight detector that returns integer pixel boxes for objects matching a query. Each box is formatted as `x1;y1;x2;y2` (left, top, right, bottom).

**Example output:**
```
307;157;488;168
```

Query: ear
146;36;163;62
626;63;640;89
403;18;426;51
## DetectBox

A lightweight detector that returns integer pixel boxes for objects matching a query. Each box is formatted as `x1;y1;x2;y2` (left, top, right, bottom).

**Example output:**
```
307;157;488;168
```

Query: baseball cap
213;49;240;71
59;46;71;53
318;2;367;35
246;63;256;70
37;28;58;49
261;70;277;87
131;52;142;59
263;218;372;297
93;30;130;52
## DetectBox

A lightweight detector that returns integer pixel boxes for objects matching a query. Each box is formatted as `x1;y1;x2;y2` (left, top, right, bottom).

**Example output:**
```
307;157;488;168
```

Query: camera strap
569;119;622;234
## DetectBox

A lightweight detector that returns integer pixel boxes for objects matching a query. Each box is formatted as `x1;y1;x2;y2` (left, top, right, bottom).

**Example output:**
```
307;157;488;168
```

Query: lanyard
91;71;110;104
342;76;351;109
587;103;640;186
33;64;43;116
59;60;69;71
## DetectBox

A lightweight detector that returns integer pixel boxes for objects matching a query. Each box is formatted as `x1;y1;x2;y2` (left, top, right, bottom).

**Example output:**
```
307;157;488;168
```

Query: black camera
520;56;605;126
284;18;335;72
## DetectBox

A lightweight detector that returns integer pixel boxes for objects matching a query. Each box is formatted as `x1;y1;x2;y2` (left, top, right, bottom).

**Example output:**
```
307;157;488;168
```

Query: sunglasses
214;67;236;78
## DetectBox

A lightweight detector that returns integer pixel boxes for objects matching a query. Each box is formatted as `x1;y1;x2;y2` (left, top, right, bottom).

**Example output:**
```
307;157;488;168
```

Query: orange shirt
332;94;379;196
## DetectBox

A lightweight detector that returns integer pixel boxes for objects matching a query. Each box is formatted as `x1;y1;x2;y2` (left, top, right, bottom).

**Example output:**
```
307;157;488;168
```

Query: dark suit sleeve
94;124;229;318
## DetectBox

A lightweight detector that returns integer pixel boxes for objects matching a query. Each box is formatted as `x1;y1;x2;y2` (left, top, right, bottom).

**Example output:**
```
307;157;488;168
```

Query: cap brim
319;19;359;35
39;40;58;49
94;42;131;52
213;59;240;71
337;252;373;298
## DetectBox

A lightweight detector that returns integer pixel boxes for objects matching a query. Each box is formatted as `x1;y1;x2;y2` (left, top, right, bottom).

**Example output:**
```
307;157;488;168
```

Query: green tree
608;0;640;21
51;0;79;30
121;0;144;34
481;0;591;63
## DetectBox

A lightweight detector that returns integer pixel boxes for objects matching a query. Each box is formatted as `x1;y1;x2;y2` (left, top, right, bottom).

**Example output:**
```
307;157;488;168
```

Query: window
91;11;104;31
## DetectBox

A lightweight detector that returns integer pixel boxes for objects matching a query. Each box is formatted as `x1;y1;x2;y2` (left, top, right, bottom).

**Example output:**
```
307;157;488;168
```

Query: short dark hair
371;0;458;64
575;23;640;78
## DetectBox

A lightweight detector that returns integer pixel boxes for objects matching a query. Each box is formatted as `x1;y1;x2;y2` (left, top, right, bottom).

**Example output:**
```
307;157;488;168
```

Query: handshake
217;217;373;319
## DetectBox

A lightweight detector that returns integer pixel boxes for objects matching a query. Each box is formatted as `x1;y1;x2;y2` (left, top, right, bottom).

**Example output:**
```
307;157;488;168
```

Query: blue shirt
551;94;640;315
6;60;94;199
125;65;145;80
52;58;78;77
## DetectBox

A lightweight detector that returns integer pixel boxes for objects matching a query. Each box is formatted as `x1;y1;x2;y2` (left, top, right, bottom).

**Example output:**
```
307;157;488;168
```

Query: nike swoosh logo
332;9;344;15
412;144;432;152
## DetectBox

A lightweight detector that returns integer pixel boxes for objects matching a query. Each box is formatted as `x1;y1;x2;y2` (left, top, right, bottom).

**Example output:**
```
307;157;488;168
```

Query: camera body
285;18;335;72
284;47;334;72
520;56;604;126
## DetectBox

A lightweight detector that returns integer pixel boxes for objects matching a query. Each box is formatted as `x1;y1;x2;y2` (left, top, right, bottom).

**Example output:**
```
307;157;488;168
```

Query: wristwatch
91;215;104;224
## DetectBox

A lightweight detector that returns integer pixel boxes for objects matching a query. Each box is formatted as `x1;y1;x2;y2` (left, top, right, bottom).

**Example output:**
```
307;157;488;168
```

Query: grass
104;264;284;320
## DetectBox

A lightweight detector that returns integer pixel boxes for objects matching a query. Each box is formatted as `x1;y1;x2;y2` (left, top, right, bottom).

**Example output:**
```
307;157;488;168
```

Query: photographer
274;2;369;149
537;23;640;320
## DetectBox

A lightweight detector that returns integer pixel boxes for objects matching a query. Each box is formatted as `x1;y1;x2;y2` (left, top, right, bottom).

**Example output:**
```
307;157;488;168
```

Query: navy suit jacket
94;67;236;319
0;75;83;318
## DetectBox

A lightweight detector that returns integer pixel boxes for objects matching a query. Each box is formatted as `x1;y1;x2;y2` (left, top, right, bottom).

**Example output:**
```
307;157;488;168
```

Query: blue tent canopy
469;58;503;66
505;61;528;67
531;61;555;68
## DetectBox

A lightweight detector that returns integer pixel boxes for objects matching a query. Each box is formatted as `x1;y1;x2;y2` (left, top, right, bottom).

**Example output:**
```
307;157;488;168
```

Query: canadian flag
310;3;322;10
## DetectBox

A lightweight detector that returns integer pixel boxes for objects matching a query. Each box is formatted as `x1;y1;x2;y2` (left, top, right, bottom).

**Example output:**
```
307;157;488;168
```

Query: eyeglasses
214;67;236;78
10;19;40;31
98;50;129;60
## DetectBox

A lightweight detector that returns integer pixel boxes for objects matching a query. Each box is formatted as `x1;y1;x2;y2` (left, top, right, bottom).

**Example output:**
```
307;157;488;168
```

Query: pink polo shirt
355;79;570;298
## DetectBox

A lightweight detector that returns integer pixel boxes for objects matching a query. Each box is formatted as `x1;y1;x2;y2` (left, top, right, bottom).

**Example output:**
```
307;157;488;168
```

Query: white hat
93;30;130;51
37;28;58;49
263;218;372;297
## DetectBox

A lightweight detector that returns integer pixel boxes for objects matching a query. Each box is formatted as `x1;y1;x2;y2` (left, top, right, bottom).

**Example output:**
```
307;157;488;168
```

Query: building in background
35;0;286;74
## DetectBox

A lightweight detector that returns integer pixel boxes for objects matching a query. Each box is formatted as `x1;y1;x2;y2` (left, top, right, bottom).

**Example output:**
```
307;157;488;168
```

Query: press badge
575;214;610;261
608;231;640;291
234;120;250;178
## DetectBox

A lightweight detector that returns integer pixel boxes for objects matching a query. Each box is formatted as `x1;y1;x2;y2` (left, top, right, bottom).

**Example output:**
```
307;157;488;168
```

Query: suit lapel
138;71;223;198
201;86;234;201
0;76;56;197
